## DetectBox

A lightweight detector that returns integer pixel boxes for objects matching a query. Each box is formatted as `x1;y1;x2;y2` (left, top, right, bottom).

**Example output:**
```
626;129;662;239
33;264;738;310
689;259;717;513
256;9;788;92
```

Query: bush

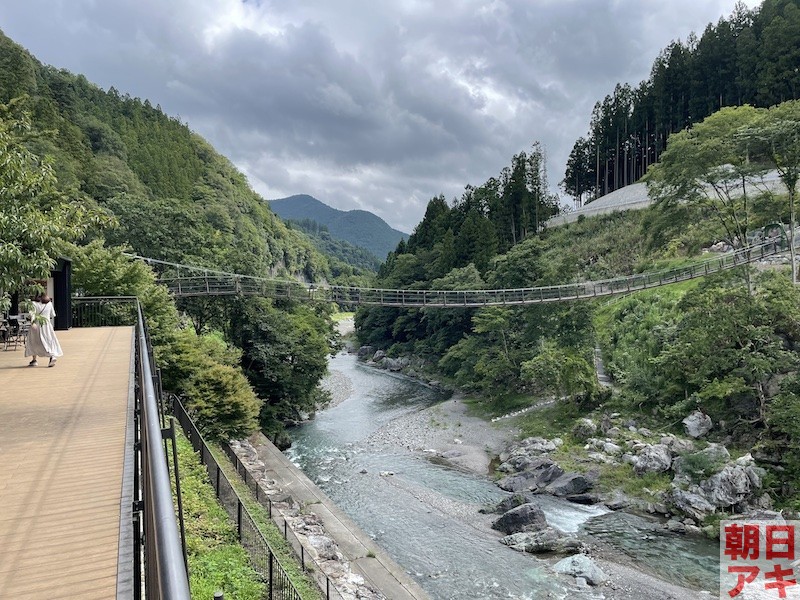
183;363;260;441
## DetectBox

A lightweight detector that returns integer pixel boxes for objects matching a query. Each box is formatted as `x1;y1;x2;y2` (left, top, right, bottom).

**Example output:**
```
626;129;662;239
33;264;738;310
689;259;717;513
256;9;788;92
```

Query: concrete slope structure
548;171;788;227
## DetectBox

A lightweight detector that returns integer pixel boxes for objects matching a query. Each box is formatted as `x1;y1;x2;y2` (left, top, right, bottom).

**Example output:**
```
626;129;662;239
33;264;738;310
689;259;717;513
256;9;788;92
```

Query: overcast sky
2;0;760;233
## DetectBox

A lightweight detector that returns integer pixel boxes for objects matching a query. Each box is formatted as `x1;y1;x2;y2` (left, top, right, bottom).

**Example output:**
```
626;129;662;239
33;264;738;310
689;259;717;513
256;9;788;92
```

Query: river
285;353;719;599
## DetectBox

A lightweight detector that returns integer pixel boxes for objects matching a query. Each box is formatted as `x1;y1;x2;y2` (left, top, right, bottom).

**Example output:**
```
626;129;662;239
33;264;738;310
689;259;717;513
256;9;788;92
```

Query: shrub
183;363;260;441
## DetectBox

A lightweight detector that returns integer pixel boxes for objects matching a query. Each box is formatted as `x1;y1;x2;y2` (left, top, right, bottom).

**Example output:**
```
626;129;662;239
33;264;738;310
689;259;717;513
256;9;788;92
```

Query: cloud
1;0;757;232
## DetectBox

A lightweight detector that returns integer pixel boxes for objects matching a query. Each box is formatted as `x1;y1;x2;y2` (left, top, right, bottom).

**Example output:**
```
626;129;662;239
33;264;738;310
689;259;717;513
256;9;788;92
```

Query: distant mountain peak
269;195;408;260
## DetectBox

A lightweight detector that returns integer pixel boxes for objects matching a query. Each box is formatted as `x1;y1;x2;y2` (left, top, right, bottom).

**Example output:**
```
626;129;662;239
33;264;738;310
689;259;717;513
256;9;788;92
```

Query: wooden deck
0;327;134;599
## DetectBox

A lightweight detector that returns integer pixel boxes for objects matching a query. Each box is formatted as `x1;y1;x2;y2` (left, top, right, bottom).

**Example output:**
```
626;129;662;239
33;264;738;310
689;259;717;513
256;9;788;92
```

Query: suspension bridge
131;236;792;308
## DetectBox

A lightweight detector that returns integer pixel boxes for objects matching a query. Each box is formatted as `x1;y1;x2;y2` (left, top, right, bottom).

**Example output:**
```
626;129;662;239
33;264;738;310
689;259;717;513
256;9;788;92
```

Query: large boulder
553;554;608;586
491;503;548;535
633;444;672;475
501;528;583;554
357;345;374;358
499;451;558;474
667;488;716;522
499;437;558;467
545;472;593;497
701;465;764;509
481;494;529;515
682;410;713;438
673;444;731;480
496;458;564;492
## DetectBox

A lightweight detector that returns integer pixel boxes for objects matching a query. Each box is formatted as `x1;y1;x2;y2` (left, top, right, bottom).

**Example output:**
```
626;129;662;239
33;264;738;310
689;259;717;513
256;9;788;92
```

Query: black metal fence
72;295;139;327
172;397;321;600
217;441;345;600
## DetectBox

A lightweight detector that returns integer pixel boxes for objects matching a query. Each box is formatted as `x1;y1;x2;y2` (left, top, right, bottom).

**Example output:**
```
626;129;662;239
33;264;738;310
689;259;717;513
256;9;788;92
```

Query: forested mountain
0;30;336;440
285;218;381;273
269;194;408;260
0;30;327;281
563;0;800;205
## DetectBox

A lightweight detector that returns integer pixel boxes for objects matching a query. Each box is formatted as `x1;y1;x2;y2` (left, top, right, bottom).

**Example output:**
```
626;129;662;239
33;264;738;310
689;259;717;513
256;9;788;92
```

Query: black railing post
237;500;243;540
269;553;274;599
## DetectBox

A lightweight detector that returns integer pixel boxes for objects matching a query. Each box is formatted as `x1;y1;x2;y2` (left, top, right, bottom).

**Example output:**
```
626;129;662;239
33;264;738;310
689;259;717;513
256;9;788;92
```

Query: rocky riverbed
339;346;727;599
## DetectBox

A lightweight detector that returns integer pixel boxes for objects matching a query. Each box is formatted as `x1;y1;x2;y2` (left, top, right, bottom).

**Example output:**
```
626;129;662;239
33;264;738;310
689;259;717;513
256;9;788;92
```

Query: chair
5;316;29;351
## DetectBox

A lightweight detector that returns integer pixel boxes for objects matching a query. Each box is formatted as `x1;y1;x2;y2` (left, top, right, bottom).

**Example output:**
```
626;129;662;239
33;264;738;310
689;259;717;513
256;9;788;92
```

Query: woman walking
25;294;63;367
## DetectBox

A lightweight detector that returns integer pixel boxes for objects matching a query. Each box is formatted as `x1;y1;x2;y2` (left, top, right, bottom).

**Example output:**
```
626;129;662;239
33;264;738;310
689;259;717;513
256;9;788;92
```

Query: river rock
700;465;763;508
384;357;406;371
545;472;593;497
665;519;687;534
520;436;558;454
501;528;583;554
553;554;608;586
566;493;601;505
357;345;374;358
633;444;672;475
572;418;597;440
667;488;716;522
682;410;713;438
372;350;386;361
497;458;564;492
661;435;695;454
308;535;340;560
491;503;548;535
481;494;530;514
604;493;631;511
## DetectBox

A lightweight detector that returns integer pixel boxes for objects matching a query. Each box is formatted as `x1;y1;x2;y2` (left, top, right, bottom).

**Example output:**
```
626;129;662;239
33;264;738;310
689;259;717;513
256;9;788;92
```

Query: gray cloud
2;0;758;232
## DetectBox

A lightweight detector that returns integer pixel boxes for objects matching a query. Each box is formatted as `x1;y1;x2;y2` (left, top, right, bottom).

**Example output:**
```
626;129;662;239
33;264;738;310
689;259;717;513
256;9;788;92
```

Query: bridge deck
0;327;134;599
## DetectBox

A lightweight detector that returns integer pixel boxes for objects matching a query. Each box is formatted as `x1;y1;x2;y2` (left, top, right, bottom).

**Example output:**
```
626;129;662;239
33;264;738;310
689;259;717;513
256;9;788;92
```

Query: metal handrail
136;301;192;600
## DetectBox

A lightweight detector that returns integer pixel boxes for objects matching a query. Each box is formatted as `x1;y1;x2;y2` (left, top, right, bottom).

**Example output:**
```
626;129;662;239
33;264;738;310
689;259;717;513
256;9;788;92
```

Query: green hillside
269;194;408;260
0;30;327;281
285;218;381;274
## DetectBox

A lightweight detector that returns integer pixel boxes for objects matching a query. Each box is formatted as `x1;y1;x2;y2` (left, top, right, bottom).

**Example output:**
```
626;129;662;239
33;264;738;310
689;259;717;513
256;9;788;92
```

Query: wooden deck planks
0;327;133;600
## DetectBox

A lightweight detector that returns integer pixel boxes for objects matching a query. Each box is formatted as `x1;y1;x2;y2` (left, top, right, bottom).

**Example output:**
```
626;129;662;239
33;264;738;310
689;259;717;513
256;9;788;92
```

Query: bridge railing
151;236;789;307
71;295;139;327
135;301;192;600
325;237;784;307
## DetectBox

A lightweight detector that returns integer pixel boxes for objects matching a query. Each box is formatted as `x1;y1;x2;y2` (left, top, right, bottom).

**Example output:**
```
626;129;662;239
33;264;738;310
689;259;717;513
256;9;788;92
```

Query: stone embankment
228;434;430;600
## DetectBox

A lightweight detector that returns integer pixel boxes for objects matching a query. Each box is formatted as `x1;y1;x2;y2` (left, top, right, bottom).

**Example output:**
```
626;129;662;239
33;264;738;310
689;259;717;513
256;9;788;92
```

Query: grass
516;400;583;438
172;431;265;600
464;392;537;419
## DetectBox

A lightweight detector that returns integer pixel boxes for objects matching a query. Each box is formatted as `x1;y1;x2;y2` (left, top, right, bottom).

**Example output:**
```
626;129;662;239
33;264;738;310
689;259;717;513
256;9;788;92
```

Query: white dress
24;301;63;358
